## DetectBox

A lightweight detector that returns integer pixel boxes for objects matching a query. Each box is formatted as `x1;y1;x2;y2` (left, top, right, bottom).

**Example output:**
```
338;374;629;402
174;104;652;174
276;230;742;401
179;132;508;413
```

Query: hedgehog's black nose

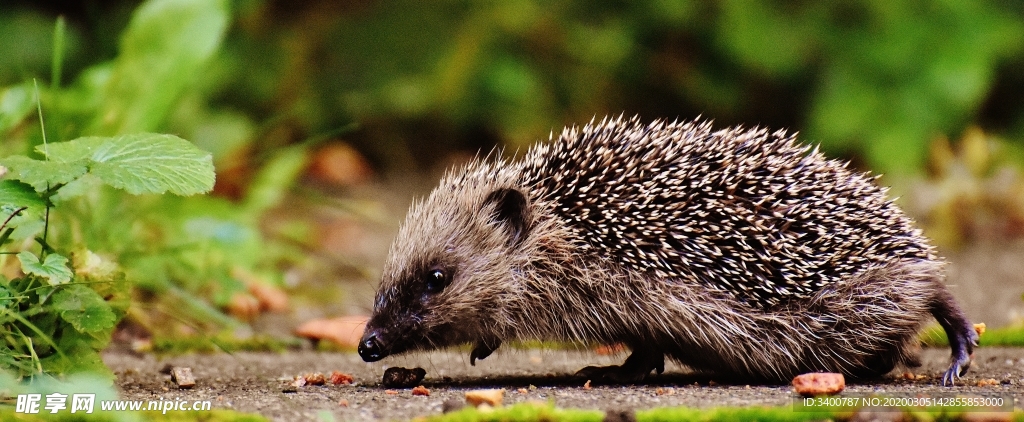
358;331;385;362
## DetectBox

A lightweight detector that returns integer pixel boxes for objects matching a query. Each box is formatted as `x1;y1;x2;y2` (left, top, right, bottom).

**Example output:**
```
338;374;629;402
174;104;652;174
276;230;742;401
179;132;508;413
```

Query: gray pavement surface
104;347;1024;421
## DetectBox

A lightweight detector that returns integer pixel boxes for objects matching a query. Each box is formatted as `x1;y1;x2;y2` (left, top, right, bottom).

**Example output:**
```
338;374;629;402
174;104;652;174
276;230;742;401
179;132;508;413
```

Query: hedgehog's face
358;178;530;362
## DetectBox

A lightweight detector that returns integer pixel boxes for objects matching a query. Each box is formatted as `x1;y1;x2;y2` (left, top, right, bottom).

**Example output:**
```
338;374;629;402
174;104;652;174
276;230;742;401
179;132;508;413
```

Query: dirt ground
103;215;1024;421
104;347;1024;421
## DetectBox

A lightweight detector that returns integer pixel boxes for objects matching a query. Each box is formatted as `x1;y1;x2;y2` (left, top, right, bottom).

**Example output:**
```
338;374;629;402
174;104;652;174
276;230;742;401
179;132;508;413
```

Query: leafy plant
0;0;309;356
0;132;214;379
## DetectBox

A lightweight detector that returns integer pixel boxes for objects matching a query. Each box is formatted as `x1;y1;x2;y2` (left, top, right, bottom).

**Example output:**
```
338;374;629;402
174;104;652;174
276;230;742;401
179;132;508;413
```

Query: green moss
1;409;267;421
638;406;839;422
920;323;1024;347
151;334;303;355
425;402;1024;422
141;410;269;421
426;402;603;422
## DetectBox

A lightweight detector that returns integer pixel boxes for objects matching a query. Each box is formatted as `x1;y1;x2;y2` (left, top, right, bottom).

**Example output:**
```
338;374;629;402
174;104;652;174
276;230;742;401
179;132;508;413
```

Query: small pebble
304;373;326;386
792;372;845;396
170;367;196;389
465;389;504;407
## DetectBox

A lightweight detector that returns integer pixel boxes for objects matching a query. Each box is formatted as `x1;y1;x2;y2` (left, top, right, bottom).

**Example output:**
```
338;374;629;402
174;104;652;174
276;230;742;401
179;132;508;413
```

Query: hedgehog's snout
358;329;387;362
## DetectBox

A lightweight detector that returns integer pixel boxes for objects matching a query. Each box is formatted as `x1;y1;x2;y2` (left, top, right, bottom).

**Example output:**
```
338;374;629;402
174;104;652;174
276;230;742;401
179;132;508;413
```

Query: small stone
583;380;592;390
411;385;430;396
465;389;504;407
304;372;326;386
170;367;196;389
792;372;845;396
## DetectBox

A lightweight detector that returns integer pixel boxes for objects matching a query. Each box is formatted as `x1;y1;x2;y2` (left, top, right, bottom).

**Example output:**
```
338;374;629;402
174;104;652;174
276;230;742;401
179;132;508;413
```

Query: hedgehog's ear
482;188;529;247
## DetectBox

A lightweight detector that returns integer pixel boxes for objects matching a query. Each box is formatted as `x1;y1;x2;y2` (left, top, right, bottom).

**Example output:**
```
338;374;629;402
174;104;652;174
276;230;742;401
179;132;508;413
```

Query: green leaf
0;155;88;192
90;0;229;134
0;179;59;235
37;133;215;195
17;252;73;286
0;84;35;134
0;180;45;209
50;284;116;333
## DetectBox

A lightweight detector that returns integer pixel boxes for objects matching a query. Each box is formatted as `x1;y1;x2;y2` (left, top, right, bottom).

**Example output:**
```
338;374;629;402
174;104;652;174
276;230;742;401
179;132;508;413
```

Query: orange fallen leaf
226;292;260;321
233;266;289;312
309;142;373;186
295;316;369;349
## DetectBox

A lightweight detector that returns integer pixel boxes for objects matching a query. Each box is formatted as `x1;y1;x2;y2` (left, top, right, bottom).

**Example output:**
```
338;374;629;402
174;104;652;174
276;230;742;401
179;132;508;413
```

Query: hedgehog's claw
941;363;960;386
470;339;501;366
941;349;974;386
576;349;664;383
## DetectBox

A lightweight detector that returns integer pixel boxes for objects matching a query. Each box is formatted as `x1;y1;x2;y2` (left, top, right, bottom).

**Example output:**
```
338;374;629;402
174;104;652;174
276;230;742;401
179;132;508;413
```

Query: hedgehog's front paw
941;321;977;386
576;349;664;383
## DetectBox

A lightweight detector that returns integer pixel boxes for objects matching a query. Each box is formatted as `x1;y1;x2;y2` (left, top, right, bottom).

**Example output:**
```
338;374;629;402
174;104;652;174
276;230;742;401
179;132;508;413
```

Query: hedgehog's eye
423;268;448;294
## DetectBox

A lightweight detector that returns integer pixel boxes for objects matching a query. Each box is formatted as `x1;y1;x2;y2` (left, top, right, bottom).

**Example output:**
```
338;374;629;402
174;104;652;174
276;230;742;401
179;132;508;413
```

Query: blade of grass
32;80;52;258
51;16;66;89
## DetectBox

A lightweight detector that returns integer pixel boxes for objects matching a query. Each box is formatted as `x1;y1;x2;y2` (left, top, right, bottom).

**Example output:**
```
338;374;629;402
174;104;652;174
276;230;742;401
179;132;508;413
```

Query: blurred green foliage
0;0;313;361
4;0;1024;175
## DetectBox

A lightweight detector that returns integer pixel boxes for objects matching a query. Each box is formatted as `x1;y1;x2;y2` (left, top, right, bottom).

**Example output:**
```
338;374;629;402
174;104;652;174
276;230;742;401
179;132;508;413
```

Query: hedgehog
358;116;977;386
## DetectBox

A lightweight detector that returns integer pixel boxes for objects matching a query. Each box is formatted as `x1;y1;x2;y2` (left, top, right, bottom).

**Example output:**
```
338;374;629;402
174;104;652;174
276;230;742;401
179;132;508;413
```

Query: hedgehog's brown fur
359;116;977;385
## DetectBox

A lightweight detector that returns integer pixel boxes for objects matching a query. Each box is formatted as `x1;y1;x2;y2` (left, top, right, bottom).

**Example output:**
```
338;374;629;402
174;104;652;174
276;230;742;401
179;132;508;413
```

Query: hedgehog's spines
515;115;932;309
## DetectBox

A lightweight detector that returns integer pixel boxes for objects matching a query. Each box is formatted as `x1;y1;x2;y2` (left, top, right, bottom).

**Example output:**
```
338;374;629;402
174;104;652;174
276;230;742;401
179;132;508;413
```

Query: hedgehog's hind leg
576;348;664;383
930;287;978;386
